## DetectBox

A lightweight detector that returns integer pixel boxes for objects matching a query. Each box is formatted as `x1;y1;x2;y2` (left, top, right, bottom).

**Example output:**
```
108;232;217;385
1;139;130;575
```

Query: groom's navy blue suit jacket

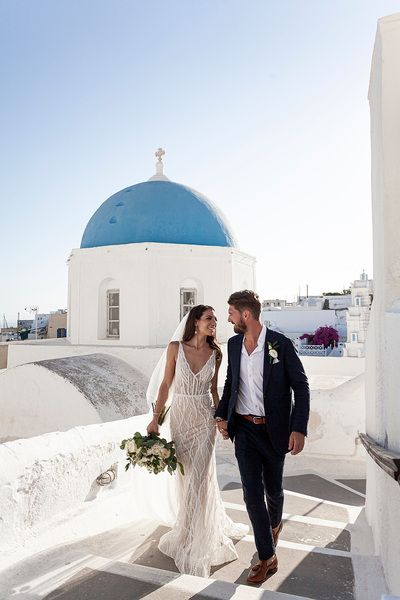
215;329;310;455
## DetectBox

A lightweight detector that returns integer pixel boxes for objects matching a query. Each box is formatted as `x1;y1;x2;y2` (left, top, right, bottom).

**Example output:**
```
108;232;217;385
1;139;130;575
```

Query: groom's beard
233;318;247;334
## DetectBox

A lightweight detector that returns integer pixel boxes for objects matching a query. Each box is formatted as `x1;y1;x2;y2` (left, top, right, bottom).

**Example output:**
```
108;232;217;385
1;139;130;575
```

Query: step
9;550;314;600
1;473;386;600
127;517;357;600
224;504;351;552
221;473;365;523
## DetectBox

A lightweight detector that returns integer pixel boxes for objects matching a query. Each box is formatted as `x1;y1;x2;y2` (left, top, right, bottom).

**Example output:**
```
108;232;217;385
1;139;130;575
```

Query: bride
146;304;248;577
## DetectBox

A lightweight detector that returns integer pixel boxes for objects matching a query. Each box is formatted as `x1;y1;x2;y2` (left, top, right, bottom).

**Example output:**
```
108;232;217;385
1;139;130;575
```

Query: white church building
68;149;255;346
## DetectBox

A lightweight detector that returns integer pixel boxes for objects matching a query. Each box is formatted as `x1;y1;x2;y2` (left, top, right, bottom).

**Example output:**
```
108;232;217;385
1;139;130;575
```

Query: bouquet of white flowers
120;432;184;475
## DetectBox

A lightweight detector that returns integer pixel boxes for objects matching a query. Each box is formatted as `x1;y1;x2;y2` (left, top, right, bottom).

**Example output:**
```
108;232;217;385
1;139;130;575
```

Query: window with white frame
180;288;197;319
355;296;361;306
351;332;358;342
107;289;120;338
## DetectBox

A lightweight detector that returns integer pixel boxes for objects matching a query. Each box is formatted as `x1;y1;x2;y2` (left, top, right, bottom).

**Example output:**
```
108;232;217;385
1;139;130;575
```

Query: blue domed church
68;150;255;345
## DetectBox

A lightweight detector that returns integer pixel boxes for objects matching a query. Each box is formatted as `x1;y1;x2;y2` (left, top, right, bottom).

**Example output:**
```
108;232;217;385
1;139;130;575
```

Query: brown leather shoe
247;554;278;585
272;521;283;546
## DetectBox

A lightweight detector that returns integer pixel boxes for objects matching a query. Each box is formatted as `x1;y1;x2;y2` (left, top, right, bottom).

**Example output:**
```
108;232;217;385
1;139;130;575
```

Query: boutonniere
268;341;279;364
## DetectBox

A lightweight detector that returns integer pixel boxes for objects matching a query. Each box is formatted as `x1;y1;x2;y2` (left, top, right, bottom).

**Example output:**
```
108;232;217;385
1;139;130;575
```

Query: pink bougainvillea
300;332;314;343
312;326;339;348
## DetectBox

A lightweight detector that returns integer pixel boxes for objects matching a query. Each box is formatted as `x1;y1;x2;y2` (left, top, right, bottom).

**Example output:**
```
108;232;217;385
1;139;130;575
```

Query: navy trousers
234;418;285;560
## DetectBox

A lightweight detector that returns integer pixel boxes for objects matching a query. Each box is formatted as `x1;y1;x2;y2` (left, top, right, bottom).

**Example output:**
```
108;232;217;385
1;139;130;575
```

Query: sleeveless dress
158;342;248;577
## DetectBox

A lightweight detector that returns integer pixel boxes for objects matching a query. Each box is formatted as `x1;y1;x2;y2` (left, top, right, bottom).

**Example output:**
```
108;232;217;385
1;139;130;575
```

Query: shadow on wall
0;353;149;442
35;354;149;419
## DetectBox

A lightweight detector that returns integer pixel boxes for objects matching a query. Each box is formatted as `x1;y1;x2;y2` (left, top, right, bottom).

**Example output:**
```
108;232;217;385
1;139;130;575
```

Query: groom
215;290;309;584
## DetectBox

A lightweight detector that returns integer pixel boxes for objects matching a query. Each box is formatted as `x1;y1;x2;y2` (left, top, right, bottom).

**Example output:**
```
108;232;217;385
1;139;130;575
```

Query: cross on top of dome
155;147;165;162
149;147;169;181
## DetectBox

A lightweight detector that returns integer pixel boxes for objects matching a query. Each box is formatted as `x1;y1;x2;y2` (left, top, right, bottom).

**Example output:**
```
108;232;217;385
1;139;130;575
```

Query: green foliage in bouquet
120;431;184;476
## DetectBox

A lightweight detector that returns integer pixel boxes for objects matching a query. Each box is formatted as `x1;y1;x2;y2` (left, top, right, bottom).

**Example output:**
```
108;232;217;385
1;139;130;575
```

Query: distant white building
344;271;373;357
261;294;350;342
297;295;325;309
324;295;352;310
261;306;338;340
28;313;49;338
262;298;288;308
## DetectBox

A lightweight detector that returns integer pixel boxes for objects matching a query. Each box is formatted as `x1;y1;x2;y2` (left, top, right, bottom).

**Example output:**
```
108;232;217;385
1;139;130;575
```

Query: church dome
81;151;236;249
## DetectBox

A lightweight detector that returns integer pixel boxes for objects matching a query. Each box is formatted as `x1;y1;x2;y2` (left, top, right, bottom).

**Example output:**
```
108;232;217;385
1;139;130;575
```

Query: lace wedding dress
158;342;248;577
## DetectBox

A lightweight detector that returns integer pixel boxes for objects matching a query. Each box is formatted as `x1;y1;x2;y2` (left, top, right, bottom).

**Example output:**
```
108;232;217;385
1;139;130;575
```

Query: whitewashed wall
306;373;365;457
5;338;366;452
0;353;149;442
0;415;177;568
68;242;255;346
0;351;367;568
7;342;164;375
366;13;400;595
0;363;100;442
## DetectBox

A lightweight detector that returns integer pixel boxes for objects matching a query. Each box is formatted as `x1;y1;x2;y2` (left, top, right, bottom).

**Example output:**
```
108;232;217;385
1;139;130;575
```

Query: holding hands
216;418;229;440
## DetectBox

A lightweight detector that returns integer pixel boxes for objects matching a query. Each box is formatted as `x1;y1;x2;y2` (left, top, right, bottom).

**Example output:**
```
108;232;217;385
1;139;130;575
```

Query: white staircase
0;464;388;600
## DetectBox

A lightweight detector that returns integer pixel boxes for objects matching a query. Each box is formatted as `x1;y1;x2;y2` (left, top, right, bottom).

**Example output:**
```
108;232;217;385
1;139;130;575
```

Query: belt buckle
252;416;261;424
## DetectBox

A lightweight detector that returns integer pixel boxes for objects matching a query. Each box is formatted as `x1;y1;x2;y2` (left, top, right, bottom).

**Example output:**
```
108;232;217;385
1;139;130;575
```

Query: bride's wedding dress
158;342;248;577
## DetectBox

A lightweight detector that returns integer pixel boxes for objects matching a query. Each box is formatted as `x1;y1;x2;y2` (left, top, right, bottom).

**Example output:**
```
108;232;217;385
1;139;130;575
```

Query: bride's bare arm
210;353;222;410
147;342;178;434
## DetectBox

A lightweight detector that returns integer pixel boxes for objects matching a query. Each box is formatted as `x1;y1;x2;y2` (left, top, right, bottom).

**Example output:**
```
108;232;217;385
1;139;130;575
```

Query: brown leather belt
237;414;267;425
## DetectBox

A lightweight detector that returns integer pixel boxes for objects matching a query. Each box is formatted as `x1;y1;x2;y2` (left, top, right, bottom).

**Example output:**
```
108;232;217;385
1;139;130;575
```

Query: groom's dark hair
228;290;261;320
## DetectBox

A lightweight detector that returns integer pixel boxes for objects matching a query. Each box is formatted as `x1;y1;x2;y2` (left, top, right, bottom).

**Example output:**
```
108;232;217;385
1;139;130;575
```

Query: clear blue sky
1;0;398;325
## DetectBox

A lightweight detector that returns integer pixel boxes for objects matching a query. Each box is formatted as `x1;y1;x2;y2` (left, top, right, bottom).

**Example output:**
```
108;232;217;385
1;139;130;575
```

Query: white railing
298;344;327;356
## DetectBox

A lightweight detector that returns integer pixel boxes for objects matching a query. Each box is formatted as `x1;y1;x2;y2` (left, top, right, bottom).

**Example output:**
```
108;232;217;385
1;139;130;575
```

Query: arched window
180;288;197;319
107;289;120;338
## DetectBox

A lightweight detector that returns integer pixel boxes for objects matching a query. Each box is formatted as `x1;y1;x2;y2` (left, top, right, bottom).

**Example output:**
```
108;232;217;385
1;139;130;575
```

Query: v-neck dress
158;342;248;577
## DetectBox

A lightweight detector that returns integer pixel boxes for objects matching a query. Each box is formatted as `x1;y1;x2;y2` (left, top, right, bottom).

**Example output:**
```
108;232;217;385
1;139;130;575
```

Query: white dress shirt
236;325;266;416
